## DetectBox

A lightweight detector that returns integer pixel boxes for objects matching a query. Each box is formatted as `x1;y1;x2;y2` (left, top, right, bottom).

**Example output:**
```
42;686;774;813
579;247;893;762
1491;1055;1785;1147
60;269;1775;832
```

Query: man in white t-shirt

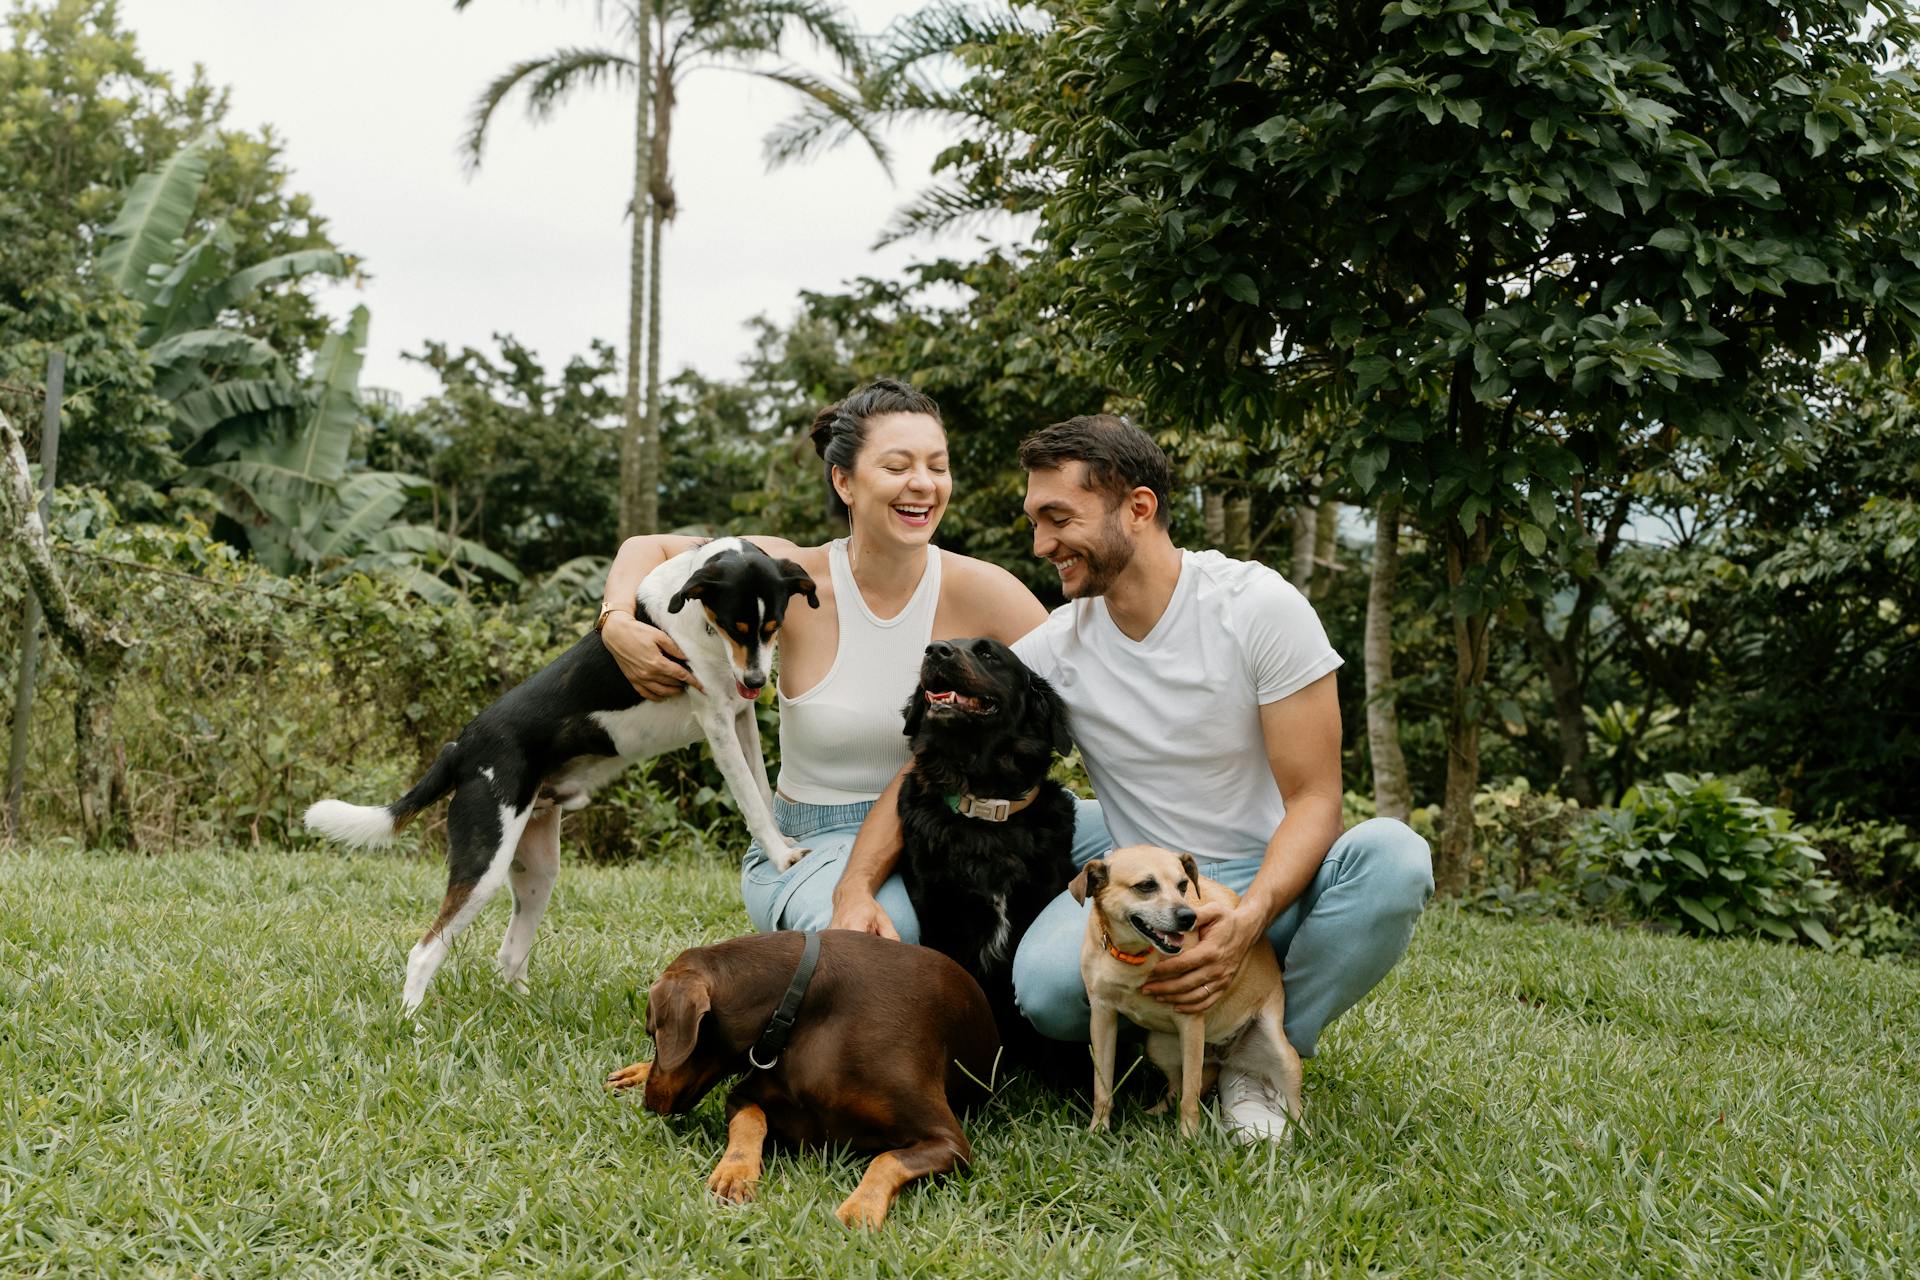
831;415;1431;1142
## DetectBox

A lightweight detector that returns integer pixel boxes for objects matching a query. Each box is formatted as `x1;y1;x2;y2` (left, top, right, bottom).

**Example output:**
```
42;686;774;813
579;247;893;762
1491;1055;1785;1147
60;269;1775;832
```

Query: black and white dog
897;638;1077;1032
305;538;817;1013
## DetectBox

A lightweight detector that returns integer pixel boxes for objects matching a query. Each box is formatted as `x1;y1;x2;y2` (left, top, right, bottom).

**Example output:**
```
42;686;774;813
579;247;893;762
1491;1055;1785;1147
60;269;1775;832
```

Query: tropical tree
0;0;352;491
457;0;880;538
98;140;518;597
935;0;1920;892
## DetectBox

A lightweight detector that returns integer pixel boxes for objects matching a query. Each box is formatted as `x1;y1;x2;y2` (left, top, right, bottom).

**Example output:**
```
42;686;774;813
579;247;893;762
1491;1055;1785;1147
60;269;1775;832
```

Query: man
831;414;1432;1142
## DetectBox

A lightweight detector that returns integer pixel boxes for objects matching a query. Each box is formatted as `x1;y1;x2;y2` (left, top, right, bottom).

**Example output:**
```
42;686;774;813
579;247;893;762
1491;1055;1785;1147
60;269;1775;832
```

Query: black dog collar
747;930;821;1070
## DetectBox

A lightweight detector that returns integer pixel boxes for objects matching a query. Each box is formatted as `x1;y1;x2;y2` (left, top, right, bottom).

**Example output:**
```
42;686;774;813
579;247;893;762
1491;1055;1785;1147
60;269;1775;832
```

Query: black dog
897;638;1077;1040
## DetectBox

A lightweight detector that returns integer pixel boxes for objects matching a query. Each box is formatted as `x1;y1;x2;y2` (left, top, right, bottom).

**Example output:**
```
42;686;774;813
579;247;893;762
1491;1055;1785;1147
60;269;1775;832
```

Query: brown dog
1073;844;1303;1139
606;930;999;1228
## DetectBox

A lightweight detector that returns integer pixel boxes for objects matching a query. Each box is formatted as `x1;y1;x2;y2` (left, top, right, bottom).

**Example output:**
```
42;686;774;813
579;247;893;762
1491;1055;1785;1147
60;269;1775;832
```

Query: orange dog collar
1100;921;1153;965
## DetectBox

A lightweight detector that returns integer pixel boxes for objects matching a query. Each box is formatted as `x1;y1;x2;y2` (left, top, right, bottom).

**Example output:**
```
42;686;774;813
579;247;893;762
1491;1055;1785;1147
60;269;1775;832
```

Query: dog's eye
1177;880;1189;894
1133;878;1157;894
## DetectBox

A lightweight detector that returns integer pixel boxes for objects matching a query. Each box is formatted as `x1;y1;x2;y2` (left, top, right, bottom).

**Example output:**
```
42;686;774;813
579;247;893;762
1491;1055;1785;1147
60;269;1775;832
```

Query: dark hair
808;378;943;526
1018;414;1172;528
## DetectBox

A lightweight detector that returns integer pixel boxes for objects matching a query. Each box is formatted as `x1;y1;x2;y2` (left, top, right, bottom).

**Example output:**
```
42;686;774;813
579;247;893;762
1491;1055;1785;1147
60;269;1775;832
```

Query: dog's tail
304;741;462;848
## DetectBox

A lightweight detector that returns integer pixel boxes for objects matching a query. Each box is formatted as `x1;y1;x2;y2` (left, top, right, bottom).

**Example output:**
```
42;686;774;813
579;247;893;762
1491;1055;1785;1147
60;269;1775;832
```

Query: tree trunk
1290;497;1317;590
1366;496;1412;821
1;406;134;847
618;1;656;537
1202;489;1226;546
1524;600;1597;806
640;47;674;534
643;194;665;530
1224;493;1251;560
1309;498;1339;601
1436;519;1494;897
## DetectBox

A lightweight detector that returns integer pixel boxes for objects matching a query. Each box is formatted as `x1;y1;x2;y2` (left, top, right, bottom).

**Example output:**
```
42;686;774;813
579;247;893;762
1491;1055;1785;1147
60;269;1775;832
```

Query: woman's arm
952;556;1050;643
601;534;705;699
828;554;1049;936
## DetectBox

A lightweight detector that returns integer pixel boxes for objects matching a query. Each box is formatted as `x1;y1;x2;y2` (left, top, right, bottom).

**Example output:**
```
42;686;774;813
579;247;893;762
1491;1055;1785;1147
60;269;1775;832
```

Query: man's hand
1142;900;1265;1015
602;613;704;700
829;891;900;941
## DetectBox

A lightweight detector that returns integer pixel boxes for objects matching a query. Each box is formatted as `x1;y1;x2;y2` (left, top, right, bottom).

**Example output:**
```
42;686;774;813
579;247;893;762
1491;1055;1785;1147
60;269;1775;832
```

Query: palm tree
458;0;883;537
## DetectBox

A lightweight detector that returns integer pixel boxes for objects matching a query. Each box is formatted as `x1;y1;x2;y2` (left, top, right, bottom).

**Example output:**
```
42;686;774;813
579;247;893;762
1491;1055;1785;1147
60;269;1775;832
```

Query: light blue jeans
743;797;1433;1059
1010;817;1434;1058
741;795;1115;939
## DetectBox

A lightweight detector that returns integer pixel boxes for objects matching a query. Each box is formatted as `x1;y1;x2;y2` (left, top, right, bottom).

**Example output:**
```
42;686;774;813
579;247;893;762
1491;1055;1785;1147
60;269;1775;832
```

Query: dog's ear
1068;858;1108;905
1028;668;1073;756
647;972;712;1073
1178;852;1201;898
776;558;819;609
901;684;927;738
667;564;720;615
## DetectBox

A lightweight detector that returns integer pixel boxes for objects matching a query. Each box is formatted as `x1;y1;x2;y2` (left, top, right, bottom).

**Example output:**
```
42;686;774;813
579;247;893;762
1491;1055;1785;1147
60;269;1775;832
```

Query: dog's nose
1173;906;1197;932
743;672;766;690
926;641;954;660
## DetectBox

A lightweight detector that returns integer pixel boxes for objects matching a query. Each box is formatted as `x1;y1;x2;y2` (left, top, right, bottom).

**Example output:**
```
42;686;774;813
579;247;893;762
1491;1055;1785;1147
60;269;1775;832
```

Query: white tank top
776;539;943;804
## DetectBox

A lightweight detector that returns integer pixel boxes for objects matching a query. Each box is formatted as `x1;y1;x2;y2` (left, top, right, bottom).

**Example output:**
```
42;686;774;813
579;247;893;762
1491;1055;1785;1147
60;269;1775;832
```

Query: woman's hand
602;613;703;700
829;891;900;942
1141;901;1265;1015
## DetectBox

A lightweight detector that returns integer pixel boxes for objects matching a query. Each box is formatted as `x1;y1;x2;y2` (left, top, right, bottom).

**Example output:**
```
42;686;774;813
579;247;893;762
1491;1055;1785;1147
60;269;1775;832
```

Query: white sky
116;0;978;405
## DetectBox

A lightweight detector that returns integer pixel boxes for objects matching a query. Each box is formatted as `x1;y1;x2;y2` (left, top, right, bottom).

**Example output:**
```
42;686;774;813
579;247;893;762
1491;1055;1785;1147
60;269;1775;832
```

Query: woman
599;378;1105;939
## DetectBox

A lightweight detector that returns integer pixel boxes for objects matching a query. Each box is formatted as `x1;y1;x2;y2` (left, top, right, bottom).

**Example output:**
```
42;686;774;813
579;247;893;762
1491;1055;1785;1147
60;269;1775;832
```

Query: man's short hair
1018;414;1173;528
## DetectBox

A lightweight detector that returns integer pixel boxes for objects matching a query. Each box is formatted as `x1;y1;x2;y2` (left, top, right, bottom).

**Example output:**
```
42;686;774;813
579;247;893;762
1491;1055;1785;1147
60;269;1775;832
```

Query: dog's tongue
736;681;757;700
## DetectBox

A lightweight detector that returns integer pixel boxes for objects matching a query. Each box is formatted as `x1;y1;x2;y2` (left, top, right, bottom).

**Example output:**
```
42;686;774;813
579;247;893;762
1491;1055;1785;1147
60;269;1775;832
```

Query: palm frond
99;133;217;304
147;329;277;373
875;177;1011;246
677;0;866;75
747;66;891;176
175;250;351;332
462;47;638;171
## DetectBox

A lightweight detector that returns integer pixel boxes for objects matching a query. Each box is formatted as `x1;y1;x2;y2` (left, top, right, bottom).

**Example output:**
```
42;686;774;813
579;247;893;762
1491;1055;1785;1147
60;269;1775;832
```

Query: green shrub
1464;778;1590;918
1803;818;1920;961
1576;773;1836;948
6;495;757;859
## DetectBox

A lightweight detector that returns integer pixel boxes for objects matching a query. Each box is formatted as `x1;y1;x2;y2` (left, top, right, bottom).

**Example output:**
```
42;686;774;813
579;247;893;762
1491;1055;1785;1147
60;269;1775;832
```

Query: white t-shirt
1013;549;1343;863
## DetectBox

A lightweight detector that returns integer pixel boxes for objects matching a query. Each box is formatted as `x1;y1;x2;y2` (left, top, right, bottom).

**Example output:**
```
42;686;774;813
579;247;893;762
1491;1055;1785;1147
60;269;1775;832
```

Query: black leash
747;930;821;1071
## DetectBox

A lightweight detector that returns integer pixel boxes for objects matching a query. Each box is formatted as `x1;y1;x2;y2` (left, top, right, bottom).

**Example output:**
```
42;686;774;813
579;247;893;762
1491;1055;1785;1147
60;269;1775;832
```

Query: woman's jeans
743;795;1432;1058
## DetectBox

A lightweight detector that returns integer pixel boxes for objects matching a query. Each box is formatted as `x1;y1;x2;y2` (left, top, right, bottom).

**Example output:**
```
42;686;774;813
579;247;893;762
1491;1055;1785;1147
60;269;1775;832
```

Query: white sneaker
1218;1066;1296;1145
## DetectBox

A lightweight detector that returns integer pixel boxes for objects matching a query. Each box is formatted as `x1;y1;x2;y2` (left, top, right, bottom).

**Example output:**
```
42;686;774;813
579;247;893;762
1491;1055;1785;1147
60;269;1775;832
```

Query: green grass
2;845;1917;1278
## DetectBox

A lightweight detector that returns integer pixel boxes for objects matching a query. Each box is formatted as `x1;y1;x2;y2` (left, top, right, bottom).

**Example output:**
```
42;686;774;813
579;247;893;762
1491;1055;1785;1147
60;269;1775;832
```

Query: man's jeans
1010;815;1434;1058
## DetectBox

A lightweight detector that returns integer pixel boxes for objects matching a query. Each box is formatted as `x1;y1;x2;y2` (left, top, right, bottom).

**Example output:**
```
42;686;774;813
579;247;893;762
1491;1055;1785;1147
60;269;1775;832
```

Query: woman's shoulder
742;534;832;573
937;547;1026;593
936;548;1047;637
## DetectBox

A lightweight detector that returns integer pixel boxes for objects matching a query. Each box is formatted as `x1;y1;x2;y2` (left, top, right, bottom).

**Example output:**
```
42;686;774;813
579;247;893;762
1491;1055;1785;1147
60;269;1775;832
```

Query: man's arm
828;766;909;937
1143;672;1344;1013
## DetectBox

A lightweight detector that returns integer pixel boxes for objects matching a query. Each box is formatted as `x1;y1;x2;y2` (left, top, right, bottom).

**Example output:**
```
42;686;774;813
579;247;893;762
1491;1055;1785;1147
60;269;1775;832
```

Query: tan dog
1073;844;1303;1139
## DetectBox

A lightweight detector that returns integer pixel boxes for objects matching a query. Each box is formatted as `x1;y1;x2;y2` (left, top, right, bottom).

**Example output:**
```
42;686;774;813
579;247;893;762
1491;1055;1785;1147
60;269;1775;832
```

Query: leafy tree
369;335;624;577
0;0;353;492
457;0;879;538
953;0;1920;891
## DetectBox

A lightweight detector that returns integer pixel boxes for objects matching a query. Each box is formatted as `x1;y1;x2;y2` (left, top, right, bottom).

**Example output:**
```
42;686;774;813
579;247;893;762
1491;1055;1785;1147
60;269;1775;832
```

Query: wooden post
4;350;62;840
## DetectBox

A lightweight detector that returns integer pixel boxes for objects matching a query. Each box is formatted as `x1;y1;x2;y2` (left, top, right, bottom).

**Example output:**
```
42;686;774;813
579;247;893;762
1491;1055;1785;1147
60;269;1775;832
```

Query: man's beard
1064;512;1134;598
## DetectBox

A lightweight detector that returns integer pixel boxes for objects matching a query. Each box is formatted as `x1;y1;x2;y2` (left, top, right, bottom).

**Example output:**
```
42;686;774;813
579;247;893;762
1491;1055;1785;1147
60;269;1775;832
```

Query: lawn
2;844;1916;1278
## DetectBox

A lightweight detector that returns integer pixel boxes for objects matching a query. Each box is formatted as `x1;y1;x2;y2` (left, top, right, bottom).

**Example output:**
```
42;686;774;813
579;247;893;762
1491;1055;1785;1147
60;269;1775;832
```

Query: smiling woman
593;378;1106;937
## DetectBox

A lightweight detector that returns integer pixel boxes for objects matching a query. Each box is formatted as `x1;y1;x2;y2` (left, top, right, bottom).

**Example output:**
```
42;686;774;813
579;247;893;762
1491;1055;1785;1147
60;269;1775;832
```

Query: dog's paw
768;844;811;872
707;1158;760;1204
1088;1104;1112;1132
834;1188;891;1230
605;1060;652;1092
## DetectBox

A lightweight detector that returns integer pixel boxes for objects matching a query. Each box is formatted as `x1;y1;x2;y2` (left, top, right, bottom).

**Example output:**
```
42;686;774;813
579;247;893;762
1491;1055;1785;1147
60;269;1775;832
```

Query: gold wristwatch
595;604;632;632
